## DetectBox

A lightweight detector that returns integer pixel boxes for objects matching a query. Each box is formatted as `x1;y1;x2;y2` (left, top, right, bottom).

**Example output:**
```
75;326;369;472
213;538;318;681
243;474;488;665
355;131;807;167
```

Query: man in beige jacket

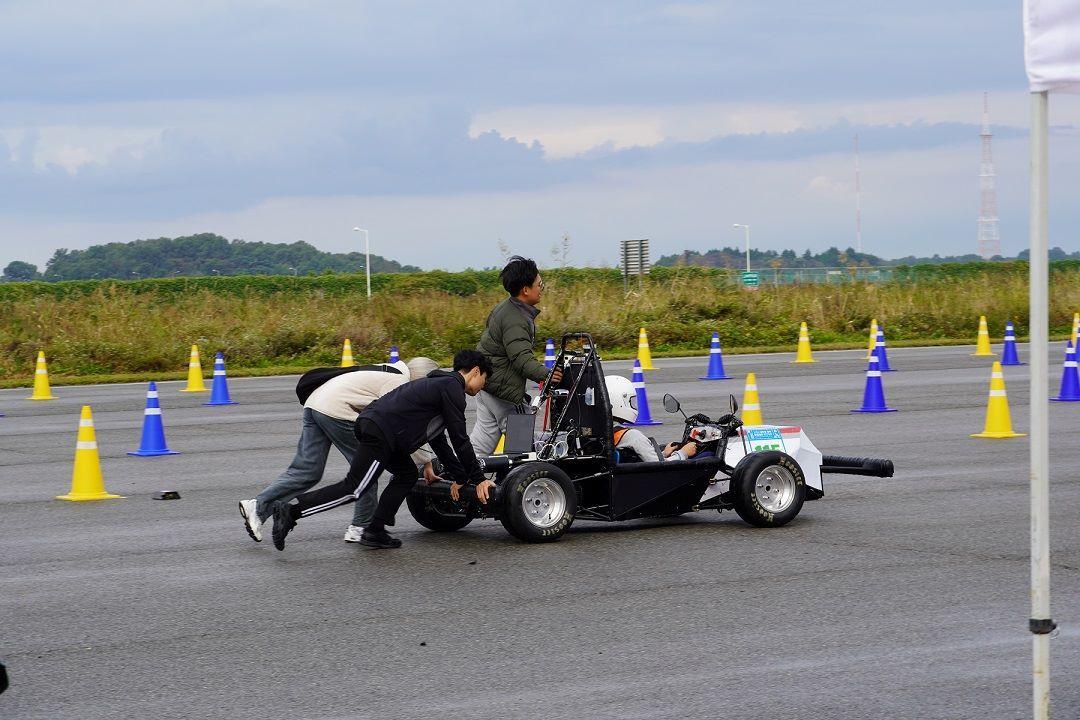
238;357;439;544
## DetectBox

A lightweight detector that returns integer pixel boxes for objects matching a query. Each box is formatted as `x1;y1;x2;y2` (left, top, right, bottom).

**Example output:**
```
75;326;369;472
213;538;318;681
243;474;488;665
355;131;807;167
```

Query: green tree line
1;233;420;281
658;245;1080;269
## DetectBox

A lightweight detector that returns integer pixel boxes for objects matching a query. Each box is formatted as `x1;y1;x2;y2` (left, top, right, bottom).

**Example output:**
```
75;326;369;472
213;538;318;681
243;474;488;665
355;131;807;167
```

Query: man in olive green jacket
470;256;562;454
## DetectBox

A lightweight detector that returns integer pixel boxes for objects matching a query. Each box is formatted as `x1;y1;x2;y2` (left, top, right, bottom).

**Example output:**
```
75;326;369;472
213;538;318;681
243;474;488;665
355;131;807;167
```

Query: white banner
1025;0;1080;92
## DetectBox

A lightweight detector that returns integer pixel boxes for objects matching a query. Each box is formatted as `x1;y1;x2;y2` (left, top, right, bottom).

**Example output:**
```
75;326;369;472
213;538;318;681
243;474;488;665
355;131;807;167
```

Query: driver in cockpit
605;376;698;463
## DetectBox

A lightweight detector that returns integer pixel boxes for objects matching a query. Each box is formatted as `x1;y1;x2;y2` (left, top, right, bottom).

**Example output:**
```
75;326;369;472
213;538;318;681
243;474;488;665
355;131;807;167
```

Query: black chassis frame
420;333;740;523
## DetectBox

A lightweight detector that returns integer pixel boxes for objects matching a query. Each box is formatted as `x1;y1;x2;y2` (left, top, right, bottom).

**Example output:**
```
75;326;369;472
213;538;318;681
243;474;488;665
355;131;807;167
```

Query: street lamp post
733;224;751;271
352;227;371;298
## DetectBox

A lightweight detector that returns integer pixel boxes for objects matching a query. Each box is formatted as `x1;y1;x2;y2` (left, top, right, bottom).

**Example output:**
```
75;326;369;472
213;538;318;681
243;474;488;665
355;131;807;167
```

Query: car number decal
746;427;785;453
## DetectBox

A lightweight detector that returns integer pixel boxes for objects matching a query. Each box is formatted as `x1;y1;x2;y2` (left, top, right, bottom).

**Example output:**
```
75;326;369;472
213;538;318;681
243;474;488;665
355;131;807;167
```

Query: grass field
1;263;1077;387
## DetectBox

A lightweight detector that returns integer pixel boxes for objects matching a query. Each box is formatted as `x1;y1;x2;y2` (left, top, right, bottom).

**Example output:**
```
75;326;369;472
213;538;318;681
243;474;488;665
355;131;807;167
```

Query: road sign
741;271;760;288
620;239;650;290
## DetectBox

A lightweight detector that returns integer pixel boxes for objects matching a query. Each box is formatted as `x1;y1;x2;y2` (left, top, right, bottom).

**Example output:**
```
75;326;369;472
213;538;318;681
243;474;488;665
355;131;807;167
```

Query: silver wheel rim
754;465;797;513
521;477;566;528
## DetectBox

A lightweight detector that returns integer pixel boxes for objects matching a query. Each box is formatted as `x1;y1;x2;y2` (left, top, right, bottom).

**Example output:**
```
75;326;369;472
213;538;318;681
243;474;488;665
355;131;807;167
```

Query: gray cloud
0;1;1024;107
0;109;1033;223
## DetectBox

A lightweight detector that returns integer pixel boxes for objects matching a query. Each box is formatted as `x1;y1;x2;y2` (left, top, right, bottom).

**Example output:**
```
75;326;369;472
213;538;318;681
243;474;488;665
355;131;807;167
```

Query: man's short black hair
500;255;539;297
453;349;492;377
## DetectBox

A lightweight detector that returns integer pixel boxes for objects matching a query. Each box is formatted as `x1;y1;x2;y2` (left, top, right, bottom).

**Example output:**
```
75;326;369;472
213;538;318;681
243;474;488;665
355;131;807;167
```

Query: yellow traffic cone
28;351;57;400
179;344;207;392
341;339;355;367
971;362;1026;439
971;315;995;356
865;319;878;360
741;372;763;425
637;328;657;370
56;406;123;501
793;322;815;363
1071;312;1079;349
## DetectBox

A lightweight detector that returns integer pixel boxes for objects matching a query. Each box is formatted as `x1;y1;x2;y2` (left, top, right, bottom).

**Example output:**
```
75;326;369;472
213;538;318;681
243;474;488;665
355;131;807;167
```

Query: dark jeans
291;420;416;526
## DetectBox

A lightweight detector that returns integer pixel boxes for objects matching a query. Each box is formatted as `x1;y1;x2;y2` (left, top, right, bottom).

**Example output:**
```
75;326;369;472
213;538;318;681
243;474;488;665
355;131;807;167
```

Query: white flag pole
1028;89;1052;720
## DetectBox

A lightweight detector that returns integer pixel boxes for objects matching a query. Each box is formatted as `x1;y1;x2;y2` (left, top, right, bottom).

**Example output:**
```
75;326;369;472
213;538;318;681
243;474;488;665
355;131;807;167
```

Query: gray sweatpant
255;408;376;527
469;390;529;456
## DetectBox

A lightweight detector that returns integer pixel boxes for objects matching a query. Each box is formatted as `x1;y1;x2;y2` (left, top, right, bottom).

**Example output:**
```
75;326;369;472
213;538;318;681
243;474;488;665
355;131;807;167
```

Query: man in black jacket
269;350;493;550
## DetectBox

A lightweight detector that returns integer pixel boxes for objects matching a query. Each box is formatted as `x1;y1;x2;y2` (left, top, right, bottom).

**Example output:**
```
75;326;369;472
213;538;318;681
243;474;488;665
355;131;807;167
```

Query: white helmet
605;375;638;424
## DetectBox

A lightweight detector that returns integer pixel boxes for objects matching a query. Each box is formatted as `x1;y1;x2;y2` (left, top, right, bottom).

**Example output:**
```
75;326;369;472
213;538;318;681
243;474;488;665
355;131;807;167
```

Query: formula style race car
407;333;894;543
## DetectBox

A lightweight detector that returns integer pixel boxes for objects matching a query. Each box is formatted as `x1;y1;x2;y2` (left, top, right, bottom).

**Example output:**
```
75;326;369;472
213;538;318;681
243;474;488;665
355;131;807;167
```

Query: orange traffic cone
56;406;123;501
971;362;1025;439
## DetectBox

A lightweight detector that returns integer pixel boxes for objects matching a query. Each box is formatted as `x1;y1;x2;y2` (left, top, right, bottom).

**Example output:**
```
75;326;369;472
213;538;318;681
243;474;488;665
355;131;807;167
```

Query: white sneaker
239;499;263;542
343;525;365;543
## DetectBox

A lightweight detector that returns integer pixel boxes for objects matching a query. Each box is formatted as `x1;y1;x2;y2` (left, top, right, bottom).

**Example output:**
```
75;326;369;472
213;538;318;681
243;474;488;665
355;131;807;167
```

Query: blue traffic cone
851;354;897;413
875;325;894;372
203;352;238;406
699;332;732;380
389;345;400;364
1001;321;1024;366
1051;341;1080;402
544;338;556;369
631;360;662;426
128;382;179;456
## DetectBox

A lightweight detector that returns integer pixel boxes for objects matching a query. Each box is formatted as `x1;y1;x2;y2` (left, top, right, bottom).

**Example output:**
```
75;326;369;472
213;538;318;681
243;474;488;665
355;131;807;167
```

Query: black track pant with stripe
290;419;417;525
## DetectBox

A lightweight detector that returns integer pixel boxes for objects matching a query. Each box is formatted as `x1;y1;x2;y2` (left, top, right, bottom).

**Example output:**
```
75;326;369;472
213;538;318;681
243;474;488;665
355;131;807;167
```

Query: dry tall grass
1;269;1077;380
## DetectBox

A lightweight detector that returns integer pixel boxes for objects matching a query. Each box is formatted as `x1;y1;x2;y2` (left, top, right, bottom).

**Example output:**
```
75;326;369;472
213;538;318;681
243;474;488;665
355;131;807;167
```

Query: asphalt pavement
1;344;1078;719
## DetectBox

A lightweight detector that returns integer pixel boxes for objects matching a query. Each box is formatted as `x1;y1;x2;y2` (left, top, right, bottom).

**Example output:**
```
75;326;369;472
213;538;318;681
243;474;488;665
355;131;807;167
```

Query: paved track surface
2;344;1078;719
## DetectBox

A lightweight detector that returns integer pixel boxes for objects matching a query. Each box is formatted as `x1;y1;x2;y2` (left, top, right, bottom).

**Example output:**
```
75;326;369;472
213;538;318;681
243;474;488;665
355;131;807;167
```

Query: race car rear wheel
731;451;805;528
499;462;577;543
406;491;473;532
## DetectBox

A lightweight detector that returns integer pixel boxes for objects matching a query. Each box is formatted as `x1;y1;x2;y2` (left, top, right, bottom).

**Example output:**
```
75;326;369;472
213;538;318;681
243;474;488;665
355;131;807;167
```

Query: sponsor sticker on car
746;427;785;453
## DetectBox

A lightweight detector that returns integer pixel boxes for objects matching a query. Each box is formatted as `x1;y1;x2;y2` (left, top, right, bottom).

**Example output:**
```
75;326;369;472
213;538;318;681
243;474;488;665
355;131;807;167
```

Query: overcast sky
1;0;1078;270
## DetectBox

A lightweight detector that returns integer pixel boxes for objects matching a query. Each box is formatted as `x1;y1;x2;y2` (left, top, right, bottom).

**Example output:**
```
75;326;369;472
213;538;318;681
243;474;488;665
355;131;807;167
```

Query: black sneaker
271;501;297;551
359;528;402;549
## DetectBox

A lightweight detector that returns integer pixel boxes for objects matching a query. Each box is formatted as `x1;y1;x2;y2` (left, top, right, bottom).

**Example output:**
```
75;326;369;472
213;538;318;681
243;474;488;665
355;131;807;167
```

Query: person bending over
238;357;439;545
269;350;494;551
605;375;698;463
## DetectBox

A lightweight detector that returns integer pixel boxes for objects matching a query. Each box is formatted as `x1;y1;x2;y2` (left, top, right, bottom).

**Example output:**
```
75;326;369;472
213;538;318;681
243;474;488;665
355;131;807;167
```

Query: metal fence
718;266;898;286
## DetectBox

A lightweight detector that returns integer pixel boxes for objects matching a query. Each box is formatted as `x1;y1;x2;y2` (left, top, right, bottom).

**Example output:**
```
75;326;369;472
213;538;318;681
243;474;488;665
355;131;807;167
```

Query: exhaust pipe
820;455;894;478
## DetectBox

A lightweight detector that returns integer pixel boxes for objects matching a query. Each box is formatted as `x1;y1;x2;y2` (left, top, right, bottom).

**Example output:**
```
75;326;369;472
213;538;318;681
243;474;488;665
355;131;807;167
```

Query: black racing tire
731;451;806;528
406;490;473;532
498;462;577;543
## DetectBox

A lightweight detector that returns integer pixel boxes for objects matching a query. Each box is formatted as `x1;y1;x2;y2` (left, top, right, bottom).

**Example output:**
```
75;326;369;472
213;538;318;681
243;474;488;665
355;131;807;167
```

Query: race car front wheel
731;451;805;528
406;491;473;532
499;462;577;543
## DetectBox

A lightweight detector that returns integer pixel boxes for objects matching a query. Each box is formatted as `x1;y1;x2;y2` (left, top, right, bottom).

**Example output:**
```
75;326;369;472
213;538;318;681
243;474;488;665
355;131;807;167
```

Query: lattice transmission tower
977;92;1001;259
854;134;862;254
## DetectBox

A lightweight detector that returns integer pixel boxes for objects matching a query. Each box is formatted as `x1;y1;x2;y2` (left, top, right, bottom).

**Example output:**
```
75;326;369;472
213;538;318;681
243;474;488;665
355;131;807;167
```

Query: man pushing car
269;350;495;550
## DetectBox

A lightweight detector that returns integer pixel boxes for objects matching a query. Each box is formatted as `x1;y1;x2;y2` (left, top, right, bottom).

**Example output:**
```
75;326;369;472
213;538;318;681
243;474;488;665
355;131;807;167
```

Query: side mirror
663;393;681;414
729;394;739;414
